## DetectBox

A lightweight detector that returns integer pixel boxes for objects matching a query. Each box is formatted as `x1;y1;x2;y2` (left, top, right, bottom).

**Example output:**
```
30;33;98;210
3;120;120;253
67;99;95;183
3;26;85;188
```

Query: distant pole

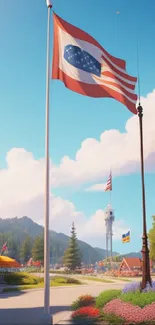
137;104;152;289
109;190;111;206
41;1;52;324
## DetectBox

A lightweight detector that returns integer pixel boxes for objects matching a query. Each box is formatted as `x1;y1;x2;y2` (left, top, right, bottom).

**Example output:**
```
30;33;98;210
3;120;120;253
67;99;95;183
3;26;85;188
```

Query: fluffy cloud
52;89;155;188
85;183;106;192
0;148;128;246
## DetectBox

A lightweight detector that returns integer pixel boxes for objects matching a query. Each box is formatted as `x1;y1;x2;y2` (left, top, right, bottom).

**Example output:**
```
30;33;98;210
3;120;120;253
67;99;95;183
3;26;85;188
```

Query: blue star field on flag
64;45;101;77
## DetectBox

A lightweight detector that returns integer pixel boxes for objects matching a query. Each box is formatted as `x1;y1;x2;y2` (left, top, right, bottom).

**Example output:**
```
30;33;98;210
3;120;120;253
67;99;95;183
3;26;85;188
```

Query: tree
7;237;20;261
20;236;32;263
148;216;155;262
63;223;81;270
32;235;44;264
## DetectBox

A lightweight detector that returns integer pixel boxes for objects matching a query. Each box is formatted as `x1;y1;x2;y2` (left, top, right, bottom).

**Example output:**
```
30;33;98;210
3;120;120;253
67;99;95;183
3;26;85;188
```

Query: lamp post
137;104;152;289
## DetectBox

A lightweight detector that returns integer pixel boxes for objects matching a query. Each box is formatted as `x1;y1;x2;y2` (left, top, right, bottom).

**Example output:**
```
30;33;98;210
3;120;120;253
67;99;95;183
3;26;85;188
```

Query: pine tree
20;236;32;263
63;223;81;270
32;235;44;264
148;216;155;262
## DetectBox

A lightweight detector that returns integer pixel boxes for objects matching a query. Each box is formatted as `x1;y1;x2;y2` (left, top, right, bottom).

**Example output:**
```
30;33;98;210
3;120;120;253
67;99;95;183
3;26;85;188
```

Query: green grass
120;290;155;308
96;289;121;308
110;277;131;282
79;276;114;283
100;312;124;325
2;275;81;292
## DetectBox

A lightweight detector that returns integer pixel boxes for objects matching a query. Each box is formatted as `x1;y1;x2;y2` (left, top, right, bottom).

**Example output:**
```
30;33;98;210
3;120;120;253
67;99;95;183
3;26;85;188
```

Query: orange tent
0;256;21;268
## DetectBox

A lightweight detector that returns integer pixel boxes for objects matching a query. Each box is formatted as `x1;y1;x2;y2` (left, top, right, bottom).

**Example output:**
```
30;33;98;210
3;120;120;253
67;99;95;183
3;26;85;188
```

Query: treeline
0;233;64;264
0;223;82;271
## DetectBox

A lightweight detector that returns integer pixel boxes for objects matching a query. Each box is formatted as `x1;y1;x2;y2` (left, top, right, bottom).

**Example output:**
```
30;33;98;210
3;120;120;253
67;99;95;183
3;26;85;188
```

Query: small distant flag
0;242;8;255
122;231;130;243
104;172;112;192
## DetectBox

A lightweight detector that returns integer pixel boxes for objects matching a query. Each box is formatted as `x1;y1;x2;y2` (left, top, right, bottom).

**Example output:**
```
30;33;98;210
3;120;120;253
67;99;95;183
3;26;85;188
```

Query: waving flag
104;172;112;192
0;242;7;255
52;14;137;114
122;231;130;243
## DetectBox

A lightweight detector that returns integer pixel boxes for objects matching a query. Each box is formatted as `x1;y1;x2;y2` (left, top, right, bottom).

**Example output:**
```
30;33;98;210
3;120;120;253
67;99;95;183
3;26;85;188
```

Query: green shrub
4;272;44;285
120;290;155;308
72;295;95;310
65;277;81;284
51;276;81;285
101;312;124;325
95;290;121;308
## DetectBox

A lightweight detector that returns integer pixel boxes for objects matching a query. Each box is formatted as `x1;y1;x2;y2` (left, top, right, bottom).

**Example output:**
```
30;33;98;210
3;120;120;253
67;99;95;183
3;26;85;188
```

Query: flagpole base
40;314;53;325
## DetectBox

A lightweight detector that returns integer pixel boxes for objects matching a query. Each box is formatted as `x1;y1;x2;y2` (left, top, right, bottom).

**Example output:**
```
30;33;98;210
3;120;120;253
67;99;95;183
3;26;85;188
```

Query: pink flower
103;299;155;323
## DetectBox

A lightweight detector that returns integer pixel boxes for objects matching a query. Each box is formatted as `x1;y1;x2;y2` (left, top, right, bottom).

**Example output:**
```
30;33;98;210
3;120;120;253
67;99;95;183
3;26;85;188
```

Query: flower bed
103;298;155;323
71;281;155;324
72;306;100;323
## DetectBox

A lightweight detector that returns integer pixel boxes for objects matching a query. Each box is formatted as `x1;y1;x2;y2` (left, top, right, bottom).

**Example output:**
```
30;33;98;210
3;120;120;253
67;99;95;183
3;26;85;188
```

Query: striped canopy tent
0;256;21;268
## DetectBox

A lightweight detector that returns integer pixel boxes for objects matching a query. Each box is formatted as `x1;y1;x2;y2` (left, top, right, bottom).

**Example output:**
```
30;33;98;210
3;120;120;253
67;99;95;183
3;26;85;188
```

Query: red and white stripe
52;13;138;114
104;173;112;192
1;242;7;252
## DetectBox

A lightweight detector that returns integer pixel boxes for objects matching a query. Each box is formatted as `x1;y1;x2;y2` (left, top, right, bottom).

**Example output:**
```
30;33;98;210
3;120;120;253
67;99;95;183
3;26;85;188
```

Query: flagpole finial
46;0;52;8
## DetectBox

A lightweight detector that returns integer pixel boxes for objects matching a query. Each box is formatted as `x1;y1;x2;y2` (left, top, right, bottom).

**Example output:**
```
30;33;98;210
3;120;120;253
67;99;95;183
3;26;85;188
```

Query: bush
72;295;95;310
95;289;121;308
51;276;81;285
4;272;44;285
72;306;100;322
120;290;155;308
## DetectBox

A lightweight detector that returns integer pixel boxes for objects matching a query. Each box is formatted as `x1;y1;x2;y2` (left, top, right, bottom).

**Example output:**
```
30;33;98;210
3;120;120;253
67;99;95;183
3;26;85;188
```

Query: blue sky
0;0;155;254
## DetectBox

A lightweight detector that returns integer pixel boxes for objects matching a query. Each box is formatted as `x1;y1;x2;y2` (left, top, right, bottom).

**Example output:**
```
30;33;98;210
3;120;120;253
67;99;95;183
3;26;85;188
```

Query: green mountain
0;216;141;264
0;216;117;264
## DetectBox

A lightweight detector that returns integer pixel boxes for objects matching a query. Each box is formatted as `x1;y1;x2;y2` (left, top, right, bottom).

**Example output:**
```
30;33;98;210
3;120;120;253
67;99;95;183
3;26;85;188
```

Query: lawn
79;276;114;283
110;277;131;282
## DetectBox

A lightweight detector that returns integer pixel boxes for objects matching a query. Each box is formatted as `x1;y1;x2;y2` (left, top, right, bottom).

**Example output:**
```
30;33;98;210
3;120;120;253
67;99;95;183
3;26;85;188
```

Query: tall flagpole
109;167;112;205
42;1;52;324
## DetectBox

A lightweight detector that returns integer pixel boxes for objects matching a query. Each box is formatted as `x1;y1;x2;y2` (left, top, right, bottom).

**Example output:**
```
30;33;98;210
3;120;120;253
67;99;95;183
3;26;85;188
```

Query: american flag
104;172;112;192
53;13;138;114
1;242;7;252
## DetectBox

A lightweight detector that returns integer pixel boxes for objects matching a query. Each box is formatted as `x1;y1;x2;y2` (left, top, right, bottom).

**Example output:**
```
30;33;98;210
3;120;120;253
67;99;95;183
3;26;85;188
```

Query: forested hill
0;216;117;263
0;216;141;263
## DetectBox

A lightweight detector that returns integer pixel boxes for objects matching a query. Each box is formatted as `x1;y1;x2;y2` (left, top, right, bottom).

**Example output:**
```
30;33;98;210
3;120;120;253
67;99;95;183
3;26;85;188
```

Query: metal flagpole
41;1;52;324
109;167;112;205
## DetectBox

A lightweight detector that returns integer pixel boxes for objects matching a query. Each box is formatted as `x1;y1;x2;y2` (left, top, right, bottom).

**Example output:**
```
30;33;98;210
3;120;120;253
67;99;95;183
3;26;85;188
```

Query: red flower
78;295;95;306
72;306;100;319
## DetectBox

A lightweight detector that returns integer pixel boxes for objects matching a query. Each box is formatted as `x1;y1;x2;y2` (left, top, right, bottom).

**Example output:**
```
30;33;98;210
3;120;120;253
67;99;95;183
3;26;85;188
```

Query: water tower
104;204;115;259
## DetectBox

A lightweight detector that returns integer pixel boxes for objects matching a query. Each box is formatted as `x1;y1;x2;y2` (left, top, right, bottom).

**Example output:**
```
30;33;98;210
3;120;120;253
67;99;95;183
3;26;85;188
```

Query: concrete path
0;282;124;325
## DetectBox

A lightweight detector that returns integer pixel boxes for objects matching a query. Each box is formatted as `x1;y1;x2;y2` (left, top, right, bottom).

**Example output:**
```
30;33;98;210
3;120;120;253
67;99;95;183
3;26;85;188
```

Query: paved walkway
0;283;124;325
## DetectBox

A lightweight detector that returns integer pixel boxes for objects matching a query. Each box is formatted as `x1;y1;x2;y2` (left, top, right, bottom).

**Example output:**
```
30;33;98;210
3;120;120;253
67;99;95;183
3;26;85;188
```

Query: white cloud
85;183;106;192
52;89;155;188
0;148;127;246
